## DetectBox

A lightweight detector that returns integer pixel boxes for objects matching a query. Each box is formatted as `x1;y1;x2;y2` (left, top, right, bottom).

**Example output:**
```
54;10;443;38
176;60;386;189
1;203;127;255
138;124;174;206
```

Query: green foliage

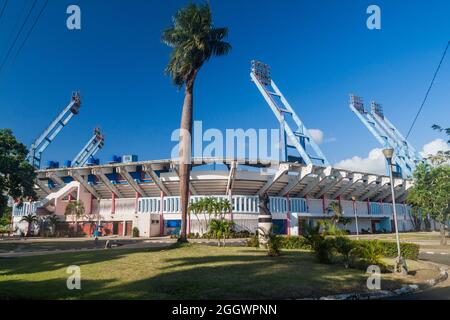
257;227;282;257
208;218;234;246
0;208;11;227
334;236;354;268
20;213;38;236
132;227;140;237
302;223;334;263
266;233;282;257
246;233;259;248
320;220;347;236
161;3;231;88
64;201;85;219
279;236;310;250
352;240;419;260
0;129;37;215
351;240;384;266
407;162;450;244
315;237;336;264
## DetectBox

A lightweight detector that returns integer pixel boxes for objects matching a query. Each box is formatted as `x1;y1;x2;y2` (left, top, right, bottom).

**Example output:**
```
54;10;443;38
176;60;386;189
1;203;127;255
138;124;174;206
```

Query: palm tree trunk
179;70;198;242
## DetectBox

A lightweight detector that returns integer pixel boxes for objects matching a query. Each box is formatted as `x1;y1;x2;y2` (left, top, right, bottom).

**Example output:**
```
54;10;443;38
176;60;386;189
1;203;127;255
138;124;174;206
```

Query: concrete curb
318;262;448;300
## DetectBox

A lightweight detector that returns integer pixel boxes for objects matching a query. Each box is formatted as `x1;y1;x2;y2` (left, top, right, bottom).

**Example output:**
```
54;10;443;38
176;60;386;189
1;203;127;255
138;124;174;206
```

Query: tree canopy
0;129;36;216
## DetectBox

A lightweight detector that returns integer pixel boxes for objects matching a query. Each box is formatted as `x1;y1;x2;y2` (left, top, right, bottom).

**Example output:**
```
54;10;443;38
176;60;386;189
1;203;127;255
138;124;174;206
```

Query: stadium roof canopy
35;158;412;203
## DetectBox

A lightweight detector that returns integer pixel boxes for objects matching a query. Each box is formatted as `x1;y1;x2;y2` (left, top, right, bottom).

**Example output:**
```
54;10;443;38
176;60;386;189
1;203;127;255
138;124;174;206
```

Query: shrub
279;236;311;250
334;236;354;268
132;227;140;237
315;237;336;264
246;234;259;248
351;240;384;266
353;240;419;260
266;233;282;257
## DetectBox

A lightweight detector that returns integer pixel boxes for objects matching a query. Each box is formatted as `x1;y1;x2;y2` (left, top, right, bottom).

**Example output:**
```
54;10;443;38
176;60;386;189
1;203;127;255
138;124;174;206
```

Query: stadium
12;61;423;237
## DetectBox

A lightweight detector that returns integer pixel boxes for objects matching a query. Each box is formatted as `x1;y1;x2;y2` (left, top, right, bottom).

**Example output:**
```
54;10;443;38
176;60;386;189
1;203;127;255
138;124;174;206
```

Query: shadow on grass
0;244;180;276
0;245;414;300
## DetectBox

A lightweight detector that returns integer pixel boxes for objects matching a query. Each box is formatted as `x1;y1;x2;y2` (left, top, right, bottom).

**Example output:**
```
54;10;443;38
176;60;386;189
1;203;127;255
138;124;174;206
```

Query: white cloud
420;138;449;158
334;139;450;175
308;129;324;144
335;148;386;175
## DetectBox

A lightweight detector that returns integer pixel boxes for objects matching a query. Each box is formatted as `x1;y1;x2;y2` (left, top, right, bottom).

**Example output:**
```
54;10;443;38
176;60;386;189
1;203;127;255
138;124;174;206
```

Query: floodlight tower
250;60;329;166
348;94;423;178
27;92;81;168
70;128;105;167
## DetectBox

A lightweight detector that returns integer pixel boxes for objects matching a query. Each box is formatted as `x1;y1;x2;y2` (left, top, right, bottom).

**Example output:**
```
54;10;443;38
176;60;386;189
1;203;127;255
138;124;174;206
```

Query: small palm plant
46;214;60;236
257;227;282;257
64;200;85;235
20;213;38;237
327;201;343;225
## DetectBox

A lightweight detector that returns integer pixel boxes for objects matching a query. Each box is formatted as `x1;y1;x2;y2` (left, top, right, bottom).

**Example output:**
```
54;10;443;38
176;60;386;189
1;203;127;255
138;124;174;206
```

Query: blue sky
0;0;449;170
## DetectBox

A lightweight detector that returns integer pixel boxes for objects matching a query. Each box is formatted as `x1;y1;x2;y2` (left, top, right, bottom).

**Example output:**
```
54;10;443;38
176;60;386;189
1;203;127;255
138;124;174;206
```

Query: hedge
276;236;419;260
353;240;419;260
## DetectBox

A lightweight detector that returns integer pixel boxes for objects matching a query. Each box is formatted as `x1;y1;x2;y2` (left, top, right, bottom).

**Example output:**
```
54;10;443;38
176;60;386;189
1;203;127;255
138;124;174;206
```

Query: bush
353;240;419;260
279;236;311;250
351;240;384;266
266;233;282;257
132;227;140;237
334;236;354;268
246;234;259;248
315;237;336;264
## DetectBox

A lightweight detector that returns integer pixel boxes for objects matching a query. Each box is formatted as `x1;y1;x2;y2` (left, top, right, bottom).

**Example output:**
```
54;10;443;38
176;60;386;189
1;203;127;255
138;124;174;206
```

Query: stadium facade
12;158;418;237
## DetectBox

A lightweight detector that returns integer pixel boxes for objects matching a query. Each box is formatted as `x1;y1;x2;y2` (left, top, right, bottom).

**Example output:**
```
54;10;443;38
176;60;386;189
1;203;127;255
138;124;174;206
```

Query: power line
405;40;450;139
14;0;49;59
0;0;8;21
0;0;38;75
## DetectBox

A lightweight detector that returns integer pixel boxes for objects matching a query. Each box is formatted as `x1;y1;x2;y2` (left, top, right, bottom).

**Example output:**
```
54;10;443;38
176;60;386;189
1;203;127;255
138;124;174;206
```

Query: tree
428;124;450;165
0;129;36;216
46;214;60;236
64;200;85;234
188;197;232;242
20;213;38;236
162;3;231;242
407;163;450;245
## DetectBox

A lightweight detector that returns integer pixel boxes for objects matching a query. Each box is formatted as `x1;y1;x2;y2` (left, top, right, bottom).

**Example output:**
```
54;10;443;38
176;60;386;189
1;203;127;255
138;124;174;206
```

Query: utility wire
0;0;8;21
405;40;450;139
14;0;48;59
0;0;38;75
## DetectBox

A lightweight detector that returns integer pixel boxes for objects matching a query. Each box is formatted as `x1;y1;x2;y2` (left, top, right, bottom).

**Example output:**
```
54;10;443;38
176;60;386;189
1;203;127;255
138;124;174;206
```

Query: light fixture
382;148;394;161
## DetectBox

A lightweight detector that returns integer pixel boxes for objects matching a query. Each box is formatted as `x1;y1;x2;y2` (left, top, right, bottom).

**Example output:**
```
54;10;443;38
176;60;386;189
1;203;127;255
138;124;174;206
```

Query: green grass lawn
0;239;141;253
0;244;418;300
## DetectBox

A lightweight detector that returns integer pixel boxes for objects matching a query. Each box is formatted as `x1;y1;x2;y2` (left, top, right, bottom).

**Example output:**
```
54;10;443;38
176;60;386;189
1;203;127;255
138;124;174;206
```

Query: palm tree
65;201;85;234
47;214;60;236
327;201;343;226
20;214;38;237
162;3;231;242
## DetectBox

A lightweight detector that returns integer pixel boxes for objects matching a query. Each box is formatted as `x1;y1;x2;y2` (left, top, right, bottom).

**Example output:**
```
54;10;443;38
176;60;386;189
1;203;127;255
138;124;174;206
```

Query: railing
15;194;409;218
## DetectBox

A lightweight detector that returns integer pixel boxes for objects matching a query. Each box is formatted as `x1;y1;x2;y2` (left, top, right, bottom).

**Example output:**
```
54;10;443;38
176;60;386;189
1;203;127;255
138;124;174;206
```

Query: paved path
386;251;450;300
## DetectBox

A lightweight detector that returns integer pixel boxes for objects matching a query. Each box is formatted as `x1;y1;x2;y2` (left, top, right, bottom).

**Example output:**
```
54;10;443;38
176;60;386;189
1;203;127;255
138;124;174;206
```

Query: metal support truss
142;164;171;196
349;94;423;178
226;161;237;196
278;164;314;196
91;168;123;198
116;166;148;197
68;171;101;199
359;177;390;201
250;61;329;166
298;166;332;197
257;163;290;196
27;92;81;168
71;128;104;167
